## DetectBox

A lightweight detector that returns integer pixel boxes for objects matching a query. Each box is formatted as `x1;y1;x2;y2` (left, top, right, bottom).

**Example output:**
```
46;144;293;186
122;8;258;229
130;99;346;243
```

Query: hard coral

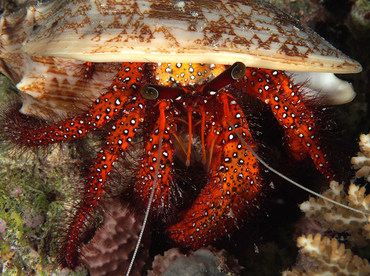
283;234;370;276
300;181;370;237
351;133;370;182
283;133;370;275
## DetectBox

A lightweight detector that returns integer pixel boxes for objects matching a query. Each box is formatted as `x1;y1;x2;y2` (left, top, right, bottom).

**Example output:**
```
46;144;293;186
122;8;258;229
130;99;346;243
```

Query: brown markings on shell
0;4;34;83
18;0;360;72
17;57;121;119
0;0;362;119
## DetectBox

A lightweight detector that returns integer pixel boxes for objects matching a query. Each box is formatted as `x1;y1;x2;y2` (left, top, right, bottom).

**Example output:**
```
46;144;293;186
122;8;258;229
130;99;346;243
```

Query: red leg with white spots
168;94;263;248
237;68;336;181
60;100;143;268
132;100;179;218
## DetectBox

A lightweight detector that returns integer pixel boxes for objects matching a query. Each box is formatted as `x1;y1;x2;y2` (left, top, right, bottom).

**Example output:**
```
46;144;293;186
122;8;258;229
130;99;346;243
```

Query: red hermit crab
0;0;362;274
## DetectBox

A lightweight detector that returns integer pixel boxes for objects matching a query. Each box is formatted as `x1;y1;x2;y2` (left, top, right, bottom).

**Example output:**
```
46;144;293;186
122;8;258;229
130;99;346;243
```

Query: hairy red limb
60;97;145;268
236;68;336;181
1;62;341;271
132;100;180;218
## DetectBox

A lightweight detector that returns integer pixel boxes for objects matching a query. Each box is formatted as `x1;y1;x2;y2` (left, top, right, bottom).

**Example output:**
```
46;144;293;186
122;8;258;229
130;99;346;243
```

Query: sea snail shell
0;0;362;120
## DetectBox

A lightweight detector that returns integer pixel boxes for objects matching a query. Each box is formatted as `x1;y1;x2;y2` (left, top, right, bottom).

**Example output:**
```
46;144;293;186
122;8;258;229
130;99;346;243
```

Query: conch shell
0;0;362;119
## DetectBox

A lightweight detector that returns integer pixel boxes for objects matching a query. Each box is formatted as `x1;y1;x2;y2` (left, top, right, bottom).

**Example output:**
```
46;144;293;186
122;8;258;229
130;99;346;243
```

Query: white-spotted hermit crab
0;0;362;274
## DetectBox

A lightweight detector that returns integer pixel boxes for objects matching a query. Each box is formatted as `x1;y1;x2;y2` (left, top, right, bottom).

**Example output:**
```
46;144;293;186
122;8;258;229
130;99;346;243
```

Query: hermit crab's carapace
0;0;363;274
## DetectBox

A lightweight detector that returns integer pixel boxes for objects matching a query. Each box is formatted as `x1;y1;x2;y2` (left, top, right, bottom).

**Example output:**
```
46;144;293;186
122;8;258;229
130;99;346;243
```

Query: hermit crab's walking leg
11;63;144;147
131;99;179;218
237;68;336;181
59;98;144;268
168;93;263;248
8;62;147;269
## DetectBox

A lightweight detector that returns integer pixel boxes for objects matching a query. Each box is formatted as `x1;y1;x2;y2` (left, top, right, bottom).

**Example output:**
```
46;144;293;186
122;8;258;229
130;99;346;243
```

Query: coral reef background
0;0;369;275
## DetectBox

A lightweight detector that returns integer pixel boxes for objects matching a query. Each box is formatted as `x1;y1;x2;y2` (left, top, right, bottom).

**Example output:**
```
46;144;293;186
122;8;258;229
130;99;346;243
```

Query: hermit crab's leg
12;63;143;147
237;68;336;181
132;85;183;218
127;99;177;276
168;93;263;248
60;97;144;269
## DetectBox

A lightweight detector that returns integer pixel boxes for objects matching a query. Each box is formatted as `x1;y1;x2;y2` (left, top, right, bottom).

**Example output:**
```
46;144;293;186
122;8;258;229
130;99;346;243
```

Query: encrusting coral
283;133;370;276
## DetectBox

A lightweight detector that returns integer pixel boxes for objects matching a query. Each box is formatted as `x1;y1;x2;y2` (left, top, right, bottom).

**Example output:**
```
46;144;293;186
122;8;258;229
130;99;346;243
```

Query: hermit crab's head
0;0;362;120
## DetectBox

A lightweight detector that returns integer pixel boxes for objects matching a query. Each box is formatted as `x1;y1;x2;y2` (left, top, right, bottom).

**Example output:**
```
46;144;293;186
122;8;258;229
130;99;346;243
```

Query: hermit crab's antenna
228;121;368;216
126;143;161;275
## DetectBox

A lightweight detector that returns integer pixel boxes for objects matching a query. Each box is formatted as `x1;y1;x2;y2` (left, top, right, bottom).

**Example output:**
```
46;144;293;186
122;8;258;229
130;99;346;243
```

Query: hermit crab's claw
167;94;263;248
166;62;261;248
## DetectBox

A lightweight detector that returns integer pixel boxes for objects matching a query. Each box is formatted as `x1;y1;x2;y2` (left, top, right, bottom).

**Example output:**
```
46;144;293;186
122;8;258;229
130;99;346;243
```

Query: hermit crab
0;0;362;274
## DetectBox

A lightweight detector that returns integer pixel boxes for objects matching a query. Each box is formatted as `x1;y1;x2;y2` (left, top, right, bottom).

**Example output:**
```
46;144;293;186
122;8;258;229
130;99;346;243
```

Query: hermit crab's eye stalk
203;62;246;96
141;84;185;100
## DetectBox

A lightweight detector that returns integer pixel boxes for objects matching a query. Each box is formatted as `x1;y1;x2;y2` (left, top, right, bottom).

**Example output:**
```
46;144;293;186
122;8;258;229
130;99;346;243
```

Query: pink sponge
80;200;151;276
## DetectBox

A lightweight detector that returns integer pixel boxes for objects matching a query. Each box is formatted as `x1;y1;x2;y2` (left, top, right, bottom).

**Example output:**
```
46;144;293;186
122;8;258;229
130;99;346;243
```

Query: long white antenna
126;138;163;276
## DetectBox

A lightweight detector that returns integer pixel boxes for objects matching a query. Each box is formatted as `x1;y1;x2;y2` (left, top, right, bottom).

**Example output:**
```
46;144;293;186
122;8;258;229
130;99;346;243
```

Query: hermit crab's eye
231;62;247;80
141;84;159;100
141;84;185;100
203;62;246;96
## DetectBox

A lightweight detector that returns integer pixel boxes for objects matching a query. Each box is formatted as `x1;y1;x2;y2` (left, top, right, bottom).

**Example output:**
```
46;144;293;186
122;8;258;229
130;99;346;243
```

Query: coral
348;0;370;40
148;248;184;275
147;247;243;276
283;133;370;275
0;75;87;275
80;200;151;276
282;234;370;276
351;133;370;182
299;181;370;237
0;146;87;276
